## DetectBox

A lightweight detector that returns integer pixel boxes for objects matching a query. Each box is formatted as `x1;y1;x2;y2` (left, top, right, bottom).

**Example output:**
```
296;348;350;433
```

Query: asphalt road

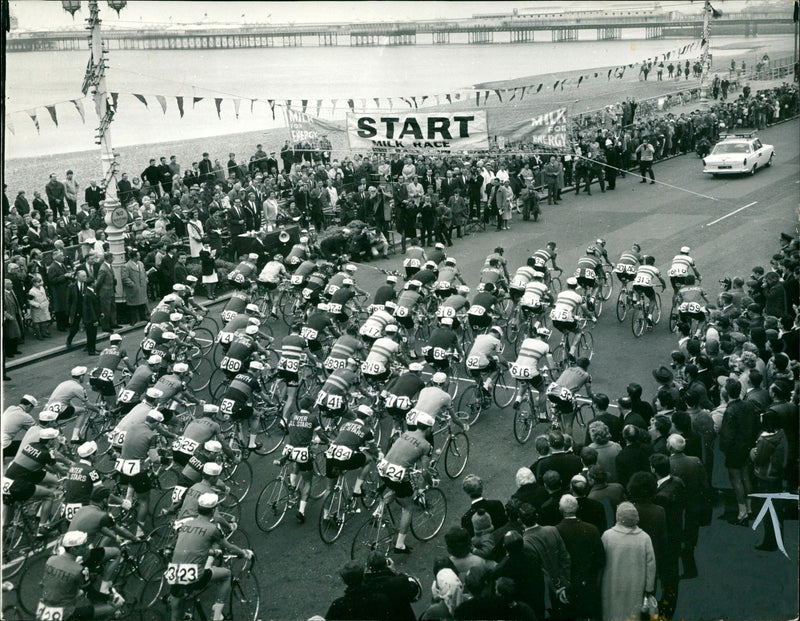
3;119;798;620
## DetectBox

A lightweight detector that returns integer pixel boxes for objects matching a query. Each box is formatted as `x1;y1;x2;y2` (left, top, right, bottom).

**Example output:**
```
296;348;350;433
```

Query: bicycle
510;367;556;445
550;317;594;371
545;390;596;447
457;362;515;425
318;455;380;544
431;413;470;478
631;288;663;337
349;466;447;563
137;552;260;621
615;278;636;322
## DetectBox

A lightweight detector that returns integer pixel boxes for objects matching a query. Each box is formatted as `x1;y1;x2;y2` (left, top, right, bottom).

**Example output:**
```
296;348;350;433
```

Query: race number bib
510;363;535;379
668;264;688;277
436;306;457;318
165;562;201;586
141;338;156;351
110;429;126;447
384;394;412;411
323;357;346;371
467;305;485;316
291;275;304;285
533;256;546;268
615;263;637;275
360;324;382;339
377;459;407;482
63;503;83;521
435;281;452;291
220;310;237;323
633;273;652;287
465;355;482;370
216;331;235;344
300;327;318;341
36;603;65;621
301;288;314;300
550;306;572;322
404;258;421;268
547;382;573;402
325;444;354;461
172;436;200;455
97;368;115;382
43;402;63;414
282;444;309;463
171;485;187;504
405;409;423;425
361;360;386;376
220;357;242;373
1;478;14;495
114;459;141;476
680;302;703;314
219;398;236;416
278;357;300;373
395;306;410;318
328;303;343;315
324;284;340;296
575;267;596;280
118;389;136;403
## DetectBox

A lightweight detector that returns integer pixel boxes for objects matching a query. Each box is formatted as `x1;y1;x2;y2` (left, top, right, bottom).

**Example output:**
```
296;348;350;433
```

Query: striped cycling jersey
577;256;601;271
678;285;705;304
321;369;357;395
530;249;553;270
515;338;550;371
511;266;537;289
361;310;395;336
366;337;400;365
328;335;363;361
670;254;695;274
617;251;641;266
552;290;583;320
521;281;550;305
280;334;306;361
634;264;662;287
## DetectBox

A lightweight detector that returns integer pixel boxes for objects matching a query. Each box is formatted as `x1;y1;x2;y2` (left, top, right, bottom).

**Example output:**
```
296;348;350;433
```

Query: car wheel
766;153;773;167
749;164;757;176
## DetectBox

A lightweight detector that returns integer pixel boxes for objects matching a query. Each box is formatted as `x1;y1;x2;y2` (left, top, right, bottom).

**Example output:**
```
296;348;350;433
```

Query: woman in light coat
120;248;149;325
262;190;279;230
187;211;204;258
601;502;657;621
27;273;51;339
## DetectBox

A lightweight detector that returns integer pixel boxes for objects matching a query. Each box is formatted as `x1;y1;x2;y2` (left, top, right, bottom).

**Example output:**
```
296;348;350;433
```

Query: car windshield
712;143;751;154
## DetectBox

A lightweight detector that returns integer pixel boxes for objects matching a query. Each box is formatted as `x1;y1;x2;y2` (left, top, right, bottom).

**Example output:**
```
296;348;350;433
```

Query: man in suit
616;424;654;489
555;494;605;620
743;369;771;413
66;268;89;350
537;470;566;526
172;252;190;287
668;434;710;580
157;245;176;296
198;152;214;184
460;474;507;537
227;199;247;256
47;250;70;331
583;393;624;445
532;430;583;486
245;192;261;231
94;252;118;332
76;252;97;285
117;173;132;206
651;453;686;619
519;503;571;615
84;180;105;210
570;475;607;533
81;281;101;355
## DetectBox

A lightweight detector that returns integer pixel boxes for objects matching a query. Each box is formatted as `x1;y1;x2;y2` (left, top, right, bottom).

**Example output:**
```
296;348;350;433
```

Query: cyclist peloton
43;366;102;444
118;355;163;414
362;324;409;386
324;325;365;373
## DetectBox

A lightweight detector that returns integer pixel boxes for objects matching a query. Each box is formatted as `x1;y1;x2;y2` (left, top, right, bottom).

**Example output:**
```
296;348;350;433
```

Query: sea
4;33;792;160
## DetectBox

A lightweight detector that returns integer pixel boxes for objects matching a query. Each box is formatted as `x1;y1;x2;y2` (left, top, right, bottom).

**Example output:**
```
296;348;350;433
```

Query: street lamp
107;0;127;17
61;0;82;17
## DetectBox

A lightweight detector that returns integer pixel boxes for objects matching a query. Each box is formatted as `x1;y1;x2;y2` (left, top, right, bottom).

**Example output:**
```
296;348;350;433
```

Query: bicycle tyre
652;293;662;325
550;276;562;294
136;574;171;621
615;289;628;322
631;307;646;337
255;478;290;531
457;384;483;426
443;431;470;478
188;356;213;392
505;308;522;346
295;375;322;410
350;516;395;563
551;343;567;373
254;412;286;455
445;365;461;401
601;271;613;300
513;400;535;444
230;567;261;621
2;516;33;579
222;459;252;506
493;369;515;409
668;307;679;333
318;489;347;544
410;487;447;541
310;449;329;500
578;331;594;361
190;327;215;357
359;470;381;510
16;548;49;616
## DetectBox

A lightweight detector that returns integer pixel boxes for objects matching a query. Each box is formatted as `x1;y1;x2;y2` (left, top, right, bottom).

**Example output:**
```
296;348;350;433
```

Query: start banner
503;108;569;148
346;111;489;151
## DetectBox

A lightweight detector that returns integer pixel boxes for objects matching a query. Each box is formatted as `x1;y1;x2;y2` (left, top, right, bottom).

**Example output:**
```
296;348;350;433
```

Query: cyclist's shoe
295;511;306;524
352;489;364;497
538;413;550;423
392;545;412;555
110;588;126;607
512;400;521;410
567;353;576;363
247;442;263;452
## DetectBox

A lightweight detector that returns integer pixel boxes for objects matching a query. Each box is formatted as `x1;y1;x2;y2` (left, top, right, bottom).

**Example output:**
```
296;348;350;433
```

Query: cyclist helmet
299;236;309;244
596;238;606;247
250;360;264;371
483;282;496;293
169;312;184;322
457;285;470;295
173;362;190;373
680;246;691;254
145;387;164;400
317;302;329;311
644;255;656;266
273;254;284;262
384;324;398;334
345;264;357;273
489;326;504;339
536;325;552;339
424;261;437;270
440;316;454;326
245;324;259;335
357;404;373;418
342;277;354;286
632;243;642;252
444;257;457;266
245;303;261;314
172;283;187;293
408;362;424;372
203;404;219;414
204;440;222;453
431;372;448;386
415;412;436;428
247;253;259;262
566;277;578;288
71;365;88;378
407;280;422;291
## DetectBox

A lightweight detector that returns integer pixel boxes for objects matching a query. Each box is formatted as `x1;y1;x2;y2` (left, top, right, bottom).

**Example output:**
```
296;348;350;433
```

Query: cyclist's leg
95;547;122;596
209;567;233;621
561;405;576;437
394;494;413;551
352;453;370;495
296;460;313;519
70;405;89;442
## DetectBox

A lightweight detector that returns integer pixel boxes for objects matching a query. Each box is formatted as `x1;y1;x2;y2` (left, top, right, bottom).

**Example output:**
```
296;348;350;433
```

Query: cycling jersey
408;386;451;425
258;261;287;284
484;253;507;270
149;303;173;325
63;460;102;505
438;294;469;316
287;411;316;447
294;259;317;277
171;514;223;574
221;332;257;374
93;345;128;378
530;249;554;273
412;269;437;287
436;266;462;287
325;335;363;371
468;291;497;316
6;440;55;480
521;281;550;309
119;365;156;403
228;259;257;285
40;553;85;607
550;290;583;323
395;290;422;326
403;246;427;270
423;328;459;363
180;448;215;484
324;272;349;296
373;284;397;307
1;405;35;449
479;268;504;286
575;256;602;281
633;265;662;288
152;373;185;402
67;504;114;537
120;423;156;461
556;366;592;394
330;420;373;451
221;291;249;322
286;244;310;267
216;313;249;345
278;334;307;375
615;251;641;277
384;373;425;413
224;372;258;403
364;337;400;375
668;254;695;278
382;430;431;474
511;266;537;290
316;369;358;411
511;338;550;380
466;334;503;370
360;310;395;340
678;285;706;304
45;380;87;411
329;287;356;315
174;417;221;456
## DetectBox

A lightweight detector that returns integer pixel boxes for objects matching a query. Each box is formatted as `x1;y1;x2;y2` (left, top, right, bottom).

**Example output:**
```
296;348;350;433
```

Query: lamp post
62;0;128;307
698;0;712;109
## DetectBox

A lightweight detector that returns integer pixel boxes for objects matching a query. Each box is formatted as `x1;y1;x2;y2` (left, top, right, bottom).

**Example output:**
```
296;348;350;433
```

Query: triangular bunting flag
268;100;276;119
420;95;428;106
520;86;527;101
475;92;480;107
233;99;241;119
445;94;452;104
27;109;40;133
483;91;490;105
110;92;119;110
536;83;543;93
508;88;517;102
347;99;355;111
286;100;292;109
374;98;380;108
494;89;503;103
193;96;203;108
45;105;58;126
317;100;323;116
250;99;256;114
578;76;584;87
215;98;222;119
594;72;599;78
331;99;338;114
133;93;148;108
176;96;184;118
608;69;613;79
301;99;308;113
155;95;167;114
72;99;85;123
411;97;418;108
553;81;560;90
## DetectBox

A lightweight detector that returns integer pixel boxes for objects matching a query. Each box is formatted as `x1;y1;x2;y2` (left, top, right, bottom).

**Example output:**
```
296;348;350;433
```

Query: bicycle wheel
572;403;594;448
505;308;523;347
318;489;348;544
551;343;568;373
208;368;228;401
255;478;290;531
150;488;177;528
497;296;514;319
652;293;662;325
668;306;679;333
457;384;483;426
222;459;252;505
615;289;629;322
550;275;562;294
230;568;261;621
577;331;594;361
513;399;535;444
145;523;179;558
593;292;604;318
600;272;613;300
191;327;215;357
443;431;470;478
493;369;515;409
189;356;213;392
2;514;33;579
254;412;286;455
446;365;462;400
410;487;447;541
359;470;381;510
631;306;646;337
309;449;329;500
200;313;220;335
136;574;171;621
16;549;49;616
350;515;395;563
295;374;322;410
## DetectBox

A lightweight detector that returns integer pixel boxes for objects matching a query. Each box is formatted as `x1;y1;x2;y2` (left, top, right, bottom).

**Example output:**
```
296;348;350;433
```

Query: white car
702;134;774;176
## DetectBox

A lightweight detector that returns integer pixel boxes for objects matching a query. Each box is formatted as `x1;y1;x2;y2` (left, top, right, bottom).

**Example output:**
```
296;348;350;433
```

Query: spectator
510;467;548;509
187;211;204;259
27;273;51;340
570;474;607;533
45;172;67;217
460;474;507;537
445;526;494;582
650;453;685;618
421;566;463;621
94;252;118;332
616;424;653;489
532;429;583;485
120;248;148;325
492;530;545;621
587;420;622;481
362;552;420;621
325;561;392;621
3;278;23;357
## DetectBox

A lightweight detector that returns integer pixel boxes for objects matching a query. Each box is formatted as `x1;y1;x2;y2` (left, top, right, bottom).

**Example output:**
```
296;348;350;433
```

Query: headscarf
616;501;640;528
431;568;463;615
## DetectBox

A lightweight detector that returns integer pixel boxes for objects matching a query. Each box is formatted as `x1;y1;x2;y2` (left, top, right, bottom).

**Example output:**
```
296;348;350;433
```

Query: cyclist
167;492;253;621
547;357;594;436
328;277;368;325
316;358;361;425
437;285;470;331
510;324;557;418
257;254;288;317
274;397;324;524
325;264;366;299
61;441;105;524
479;258;508;294
277;323;312;423
118;409;166;536
484;246;511;282
519;272;553;323
322;404;378;504
467;281;499;334
675;274;711;336
174;440;225;499
668;246;702;298
171;283;204;321
406;372;453;448
509;262;539;305
412;261;439;291
529;241;562;285
2;425;57;524
575;245;605;304
227;253;260;289
38;530;123;621
613;243;643;286
289;258;318;288
550;277;594;361
147;292;179;326
371;274;399;311
382;362;426;435
1;394;38;458
300;265;330;309
429;242;447;266
89;333;135;409
43;366;102;444
219;360;268;451
151;362;200;418
220;323;270;377
632;255;667;325
359;303;397;346
216;303;262;349
375;412;435;554
422;316;462;373
118;355;162;414
434;257;466;299
324;325;365;373
465;325;506;403
182;276;207;315
362;324;408;385
220;285;252;324
286;236;313;271
403;238;427;279
395;280;425;356
140;323;184;366
173;404;230;467
593;238;615;271
170;461;225;521
109;387;169;451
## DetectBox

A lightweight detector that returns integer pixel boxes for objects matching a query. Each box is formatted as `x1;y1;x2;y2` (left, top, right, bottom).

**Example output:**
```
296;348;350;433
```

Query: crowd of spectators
2;82;797;367
319;233;799;621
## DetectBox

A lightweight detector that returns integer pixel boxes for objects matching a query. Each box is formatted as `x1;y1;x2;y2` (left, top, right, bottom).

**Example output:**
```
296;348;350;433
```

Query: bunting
316;99;323;116
373;97;380;109
250;99;256;114
493;89;503;103
445;94;452;104
301;99;308;113
410;96;418;109
155;95;167;114
214;98;223;119
475;92;480;107
110;92;119;110
347;99;354;111
133;93;148;107
360;99;366;111
520;86;527;100
331;99;337;114
268;99;276;119
176;96;185;118
233;99;241;118
45;105;58;126
536;84;543;93
27;109;40;133
420;95;428;106
578;76;584;87
193;96;203;108
72;99;85;123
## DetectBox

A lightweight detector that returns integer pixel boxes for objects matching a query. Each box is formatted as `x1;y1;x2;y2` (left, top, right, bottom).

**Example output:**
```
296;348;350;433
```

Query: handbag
641;594;659;620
